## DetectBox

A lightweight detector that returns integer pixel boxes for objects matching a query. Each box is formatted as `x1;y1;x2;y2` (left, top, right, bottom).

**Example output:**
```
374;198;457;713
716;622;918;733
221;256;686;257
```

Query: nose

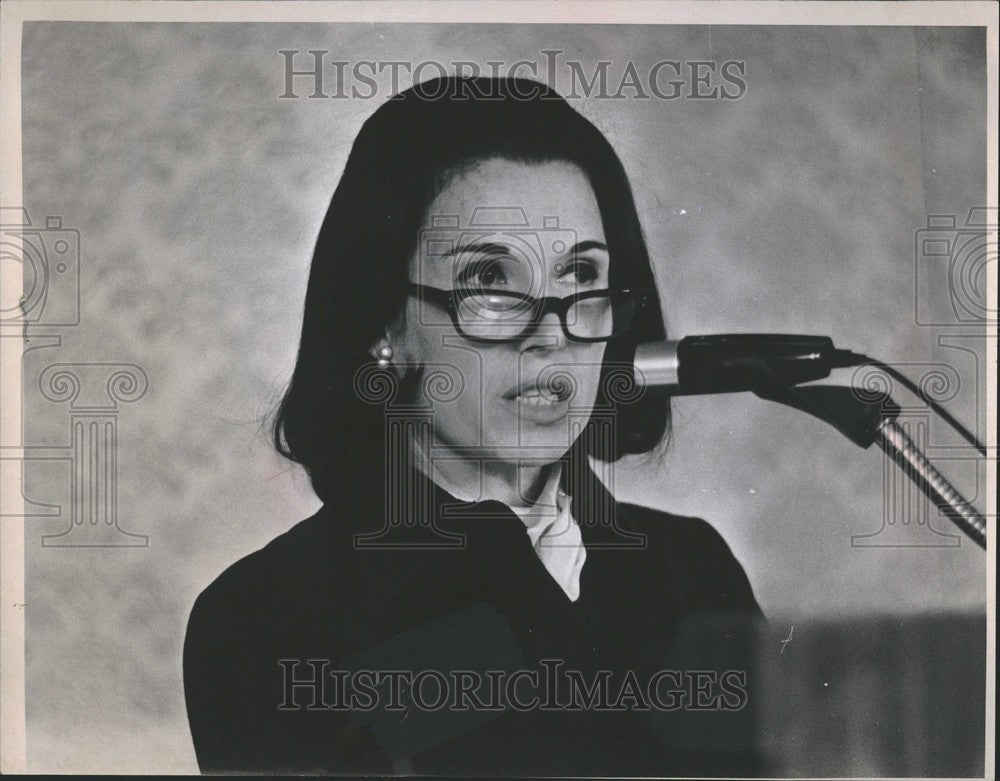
520;310;566;352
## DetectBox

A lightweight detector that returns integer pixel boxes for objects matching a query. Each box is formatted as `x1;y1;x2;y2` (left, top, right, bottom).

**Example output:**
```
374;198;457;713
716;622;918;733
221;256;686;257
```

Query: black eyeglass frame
406;282;647;344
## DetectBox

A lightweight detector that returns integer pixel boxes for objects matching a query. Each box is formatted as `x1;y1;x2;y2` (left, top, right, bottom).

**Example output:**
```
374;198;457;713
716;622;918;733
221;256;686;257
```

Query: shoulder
185;507;348;649
182;508;382;772
617;501;763;615
618;501;740;557
193;507;334;598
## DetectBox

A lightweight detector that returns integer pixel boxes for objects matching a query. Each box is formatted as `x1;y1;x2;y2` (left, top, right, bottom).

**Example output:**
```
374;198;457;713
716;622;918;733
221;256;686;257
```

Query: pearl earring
376;345;393;368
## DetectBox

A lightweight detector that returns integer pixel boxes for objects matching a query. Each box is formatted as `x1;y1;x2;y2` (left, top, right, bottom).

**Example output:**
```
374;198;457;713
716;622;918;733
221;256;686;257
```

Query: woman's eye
478;265;507;286
458;257;513;288
561;260;601;286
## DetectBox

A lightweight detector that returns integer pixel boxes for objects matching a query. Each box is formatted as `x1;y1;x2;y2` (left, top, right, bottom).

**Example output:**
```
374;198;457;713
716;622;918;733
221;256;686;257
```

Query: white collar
409;438;564;514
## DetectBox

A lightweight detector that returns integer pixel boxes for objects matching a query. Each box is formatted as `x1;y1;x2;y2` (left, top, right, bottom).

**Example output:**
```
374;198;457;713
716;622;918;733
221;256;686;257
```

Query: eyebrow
443;239;609;258
567;240;609;255
444;242;515;259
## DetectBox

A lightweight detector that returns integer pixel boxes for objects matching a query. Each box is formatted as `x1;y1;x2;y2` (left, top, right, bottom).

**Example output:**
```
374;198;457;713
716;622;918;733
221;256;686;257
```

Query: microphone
632;334;864;395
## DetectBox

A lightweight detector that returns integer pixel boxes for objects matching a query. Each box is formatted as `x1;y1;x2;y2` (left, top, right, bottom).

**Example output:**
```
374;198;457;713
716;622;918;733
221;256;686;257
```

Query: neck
409;435;557;508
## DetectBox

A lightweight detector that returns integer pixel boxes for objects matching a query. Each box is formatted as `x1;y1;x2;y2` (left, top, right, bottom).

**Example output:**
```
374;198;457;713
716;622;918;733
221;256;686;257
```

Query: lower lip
505;392;569;424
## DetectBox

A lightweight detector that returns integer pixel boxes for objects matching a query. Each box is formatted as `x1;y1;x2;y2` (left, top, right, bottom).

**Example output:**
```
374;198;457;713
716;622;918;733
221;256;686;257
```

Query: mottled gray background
19;23;988;773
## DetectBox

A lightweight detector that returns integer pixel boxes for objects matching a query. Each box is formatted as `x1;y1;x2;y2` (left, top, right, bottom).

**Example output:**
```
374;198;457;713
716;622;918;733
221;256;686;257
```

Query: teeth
516;387;561;405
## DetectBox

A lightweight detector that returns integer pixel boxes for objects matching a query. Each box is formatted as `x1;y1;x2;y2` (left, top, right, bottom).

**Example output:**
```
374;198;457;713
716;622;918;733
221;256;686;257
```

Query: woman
184;76;761;776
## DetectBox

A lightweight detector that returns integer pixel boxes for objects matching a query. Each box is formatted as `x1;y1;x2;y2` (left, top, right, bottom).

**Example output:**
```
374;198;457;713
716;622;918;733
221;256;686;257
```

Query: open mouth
503;377;572;406
514;386;564;406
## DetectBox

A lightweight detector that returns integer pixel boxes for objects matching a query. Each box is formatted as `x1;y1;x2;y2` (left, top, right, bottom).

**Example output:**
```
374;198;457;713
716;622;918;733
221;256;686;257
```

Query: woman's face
387;158;611;465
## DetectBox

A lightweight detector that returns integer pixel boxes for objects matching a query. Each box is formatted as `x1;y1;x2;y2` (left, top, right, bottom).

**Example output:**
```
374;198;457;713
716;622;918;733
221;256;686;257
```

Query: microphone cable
830;349;987;458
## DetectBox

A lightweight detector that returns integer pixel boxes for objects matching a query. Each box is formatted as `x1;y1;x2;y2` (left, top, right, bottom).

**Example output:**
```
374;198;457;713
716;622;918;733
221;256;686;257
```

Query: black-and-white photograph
0;1;995;776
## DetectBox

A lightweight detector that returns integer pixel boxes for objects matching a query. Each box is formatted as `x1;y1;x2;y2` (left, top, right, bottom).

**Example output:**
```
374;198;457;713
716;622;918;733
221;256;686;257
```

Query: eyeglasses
407;282;645;343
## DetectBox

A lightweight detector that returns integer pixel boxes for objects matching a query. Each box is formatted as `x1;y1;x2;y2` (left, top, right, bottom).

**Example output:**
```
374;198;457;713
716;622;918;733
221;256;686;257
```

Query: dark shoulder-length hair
273;76;670;504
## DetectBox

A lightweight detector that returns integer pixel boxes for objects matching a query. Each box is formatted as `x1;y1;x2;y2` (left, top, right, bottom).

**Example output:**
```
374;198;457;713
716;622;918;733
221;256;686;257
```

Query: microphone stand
750;381;988;549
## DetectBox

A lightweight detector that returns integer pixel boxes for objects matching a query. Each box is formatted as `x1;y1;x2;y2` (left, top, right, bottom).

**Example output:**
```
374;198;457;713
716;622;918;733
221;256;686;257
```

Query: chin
487;425;578;464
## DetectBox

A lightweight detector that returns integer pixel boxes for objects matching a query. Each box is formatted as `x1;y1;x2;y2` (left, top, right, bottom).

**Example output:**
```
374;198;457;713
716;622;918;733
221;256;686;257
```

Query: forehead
422;158;604;234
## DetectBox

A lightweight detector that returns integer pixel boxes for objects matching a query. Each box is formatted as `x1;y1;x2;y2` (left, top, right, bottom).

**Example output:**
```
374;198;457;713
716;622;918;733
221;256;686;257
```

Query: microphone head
634;334;838;395
632;341;680;389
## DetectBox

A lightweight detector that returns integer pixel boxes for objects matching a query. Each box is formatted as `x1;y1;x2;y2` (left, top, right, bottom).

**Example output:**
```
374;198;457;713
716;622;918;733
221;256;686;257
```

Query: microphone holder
751;381;988;549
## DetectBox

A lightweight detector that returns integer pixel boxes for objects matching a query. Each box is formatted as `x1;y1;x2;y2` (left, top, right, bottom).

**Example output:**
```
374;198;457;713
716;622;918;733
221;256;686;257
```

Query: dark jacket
183;458;763;776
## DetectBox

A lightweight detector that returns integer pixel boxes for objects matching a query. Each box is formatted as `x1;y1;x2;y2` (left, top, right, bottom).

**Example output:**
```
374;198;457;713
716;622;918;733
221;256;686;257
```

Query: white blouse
412;444;587;601
505;465;587;602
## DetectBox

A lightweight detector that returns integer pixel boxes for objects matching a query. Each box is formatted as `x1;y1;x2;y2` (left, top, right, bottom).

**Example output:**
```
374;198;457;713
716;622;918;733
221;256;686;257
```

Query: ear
368;325;402;359
368;299;415;376
368;336;390;361
376;309;411;357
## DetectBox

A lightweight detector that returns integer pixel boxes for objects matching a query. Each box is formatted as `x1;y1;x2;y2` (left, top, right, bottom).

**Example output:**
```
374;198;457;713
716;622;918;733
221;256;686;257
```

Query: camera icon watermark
416;207;578;326
354;203;648;550
0;207;80;328
1;207;149;547
914;207;997;327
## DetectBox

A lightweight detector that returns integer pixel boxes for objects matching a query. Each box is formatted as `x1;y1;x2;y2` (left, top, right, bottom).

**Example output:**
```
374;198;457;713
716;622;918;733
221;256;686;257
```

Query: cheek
582;345;609;376
414;339;492;412
557;346;608;399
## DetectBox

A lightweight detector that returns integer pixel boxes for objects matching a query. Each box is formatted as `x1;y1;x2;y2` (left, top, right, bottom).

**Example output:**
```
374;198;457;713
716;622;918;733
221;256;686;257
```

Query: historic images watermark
278;659;749;713
848;357;992;549
0;209;80;327
350;204;650;550
0;207;149;547
913;208;997;328
847;207;997;548
279;51;747;101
